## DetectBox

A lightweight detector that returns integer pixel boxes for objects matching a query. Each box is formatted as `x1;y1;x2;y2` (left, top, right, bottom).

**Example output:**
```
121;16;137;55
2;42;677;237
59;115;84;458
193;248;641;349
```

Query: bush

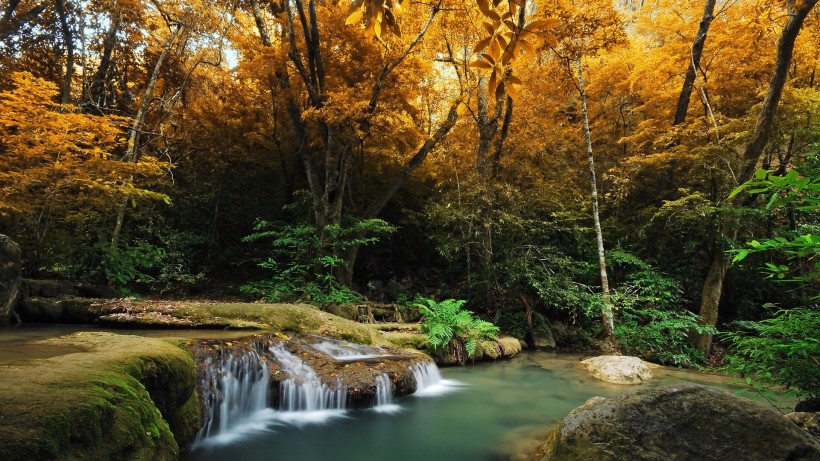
614;300;714;366
240;219;395;304
721;308;820;400
415;297;500;357
608;250;714;366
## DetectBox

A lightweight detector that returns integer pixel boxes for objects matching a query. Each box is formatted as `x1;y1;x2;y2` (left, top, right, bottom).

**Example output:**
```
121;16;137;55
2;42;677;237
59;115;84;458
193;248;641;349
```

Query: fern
416;297;500;358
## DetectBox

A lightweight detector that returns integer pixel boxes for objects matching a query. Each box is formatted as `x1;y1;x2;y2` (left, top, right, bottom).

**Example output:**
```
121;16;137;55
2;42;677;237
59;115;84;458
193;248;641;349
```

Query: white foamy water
193;350;271;447
311;338;392;361
411;361;465;397
192;408;278;448
372;373;403;414
269;342;347;412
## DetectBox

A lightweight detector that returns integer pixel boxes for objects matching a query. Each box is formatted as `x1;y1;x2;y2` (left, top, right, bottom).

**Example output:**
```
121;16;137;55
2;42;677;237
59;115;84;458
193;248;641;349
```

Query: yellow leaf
469;59;494;69
481;21;494;36
346;0;365;16
345;9;364;25
506;81;519;100
488;35;503;61
488;71;498;100
473;36;492;54
524;18;558;33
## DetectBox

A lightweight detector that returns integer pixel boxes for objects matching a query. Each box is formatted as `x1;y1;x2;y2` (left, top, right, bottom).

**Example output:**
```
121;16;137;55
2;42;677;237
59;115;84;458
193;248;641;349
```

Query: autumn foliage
1;0;819;352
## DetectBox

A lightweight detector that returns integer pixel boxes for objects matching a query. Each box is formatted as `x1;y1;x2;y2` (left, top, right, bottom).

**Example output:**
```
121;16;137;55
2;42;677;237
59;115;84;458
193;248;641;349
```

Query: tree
694;0;819;353
548;0;627;338
0;72;168;246
673;0;717;126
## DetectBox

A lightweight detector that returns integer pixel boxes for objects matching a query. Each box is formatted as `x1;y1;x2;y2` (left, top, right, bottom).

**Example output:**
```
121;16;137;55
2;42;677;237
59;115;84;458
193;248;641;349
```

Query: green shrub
721;308;820;400
614;299;714;366
240;218;395;304
608;250;713;366
415;297;500;357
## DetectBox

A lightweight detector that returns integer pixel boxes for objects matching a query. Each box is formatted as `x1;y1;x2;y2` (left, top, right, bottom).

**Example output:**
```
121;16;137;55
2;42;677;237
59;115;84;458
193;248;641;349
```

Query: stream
183;351;751;461
0;325;775;461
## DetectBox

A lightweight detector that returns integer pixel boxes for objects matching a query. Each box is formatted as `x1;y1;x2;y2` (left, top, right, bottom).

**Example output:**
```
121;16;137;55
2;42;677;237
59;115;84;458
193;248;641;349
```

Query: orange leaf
473;36;492;54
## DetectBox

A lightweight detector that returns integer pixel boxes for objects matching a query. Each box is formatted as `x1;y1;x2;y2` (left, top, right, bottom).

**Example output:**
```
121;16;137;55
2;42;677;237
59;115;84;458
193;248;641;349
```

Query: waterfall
411;361;462;397
310;337;391;361
194;349;271;445
269;343;347;420
372;373;401;414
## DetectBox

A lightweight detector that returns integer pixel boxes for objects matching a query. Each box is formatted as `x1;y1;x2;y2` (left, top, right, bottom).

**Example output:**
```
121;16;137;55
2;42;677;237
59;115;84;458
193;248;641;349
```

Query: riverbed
0;325;777;461
183;351;751;461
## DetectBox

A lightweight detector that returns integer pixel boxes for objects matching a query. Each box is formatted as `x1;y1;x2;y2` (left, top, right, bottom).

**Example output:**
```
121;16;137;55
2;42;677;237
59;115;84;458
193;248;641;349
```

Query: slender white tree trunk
576;58;614;338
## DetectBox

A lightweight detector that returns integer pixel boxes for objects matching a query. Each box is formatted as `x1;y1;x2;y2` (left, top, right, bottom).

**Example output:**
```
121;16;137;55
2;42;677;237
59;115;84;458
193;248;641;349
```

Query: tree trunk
0;234;22;326
275;0;451;286
673;0;716;126
55;0;74;104
86;20;118;113
694;0;818;353
111;20;185;249
576;58;614;338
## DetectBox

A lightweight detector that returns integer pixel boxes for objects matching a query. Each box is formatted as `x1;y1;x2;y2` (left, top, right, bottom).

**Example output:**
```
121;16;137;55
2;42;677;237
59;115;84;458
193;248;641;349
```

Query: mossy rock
382;331;428;350
72;300;379;346
0;332;199;460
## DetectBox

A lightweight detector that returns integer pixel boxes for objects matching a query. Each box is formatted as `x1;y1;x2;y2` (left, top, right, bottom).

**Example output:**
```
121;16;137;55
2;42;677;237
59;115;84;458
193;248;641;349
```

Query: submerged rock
538;383;820;461
579;355;654;384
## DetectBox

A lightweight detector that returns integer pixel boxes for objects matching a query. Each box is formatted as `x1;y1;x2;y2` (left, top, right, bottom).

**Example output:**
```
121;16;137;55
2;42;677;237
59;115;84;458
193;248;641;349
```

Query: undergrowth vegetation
416;298;500;357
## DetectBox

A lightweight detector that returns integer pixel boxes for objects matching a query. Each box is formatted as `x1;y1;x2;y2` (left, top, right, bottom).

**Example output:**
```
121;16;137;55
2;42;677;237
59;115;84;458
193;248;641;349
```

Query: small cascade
269;342;347;423
372;373;401;414
310;337;391;361
194;349;271;445
411;361;463;397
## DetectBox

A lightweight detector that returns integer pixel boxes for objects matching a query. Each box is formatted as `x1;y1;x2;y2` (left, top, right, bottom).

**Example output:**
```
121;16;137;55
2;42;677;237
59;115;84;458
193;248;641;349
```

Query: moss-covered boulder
538;384;820;461
0;332;200;460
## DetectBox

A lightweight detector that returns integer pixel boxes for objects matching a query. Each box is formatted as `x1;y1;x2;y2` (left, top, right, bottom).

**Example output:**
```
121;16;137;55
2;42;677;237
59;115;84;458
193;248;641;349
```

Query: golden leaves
469;1;558;100
0;72;170;218
345;0;402;39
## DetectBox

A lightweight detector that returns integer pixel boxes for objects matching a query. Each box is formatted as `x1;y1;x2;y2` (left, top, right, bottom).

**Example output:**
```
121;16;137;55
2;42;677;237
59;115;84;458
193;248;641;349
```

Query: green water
183;352;746;461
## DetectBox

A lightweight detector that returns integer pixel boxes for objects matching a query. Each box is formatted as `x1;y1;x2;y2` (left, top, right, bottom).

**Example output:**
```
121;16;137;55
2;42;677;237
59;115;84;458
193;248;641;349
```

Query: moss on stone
94;300;377;345
0;332;199;461
382;331;429;350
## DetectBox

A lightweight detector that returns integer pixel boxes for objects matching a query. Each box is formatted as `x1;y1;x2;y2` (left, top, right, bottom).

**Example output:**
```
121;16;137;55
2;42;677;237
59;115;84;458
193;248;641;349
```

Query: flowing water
194;350;271;446
0;326;777;461
183;351;751;461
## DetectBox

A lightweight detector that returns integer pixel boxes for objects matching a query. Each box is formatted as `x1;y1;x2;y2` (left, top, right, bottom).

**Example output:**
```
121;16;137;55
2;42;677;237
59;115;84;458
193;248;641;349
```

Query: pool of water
183;351;749;461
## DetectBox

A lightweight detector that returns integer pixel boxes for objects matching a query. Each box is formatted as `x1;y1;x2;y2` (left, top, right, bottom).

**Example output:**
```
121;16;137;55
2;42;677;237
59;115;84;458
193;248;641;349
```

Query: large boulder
580;355;654;384
538;384;820;461
0;234;22;325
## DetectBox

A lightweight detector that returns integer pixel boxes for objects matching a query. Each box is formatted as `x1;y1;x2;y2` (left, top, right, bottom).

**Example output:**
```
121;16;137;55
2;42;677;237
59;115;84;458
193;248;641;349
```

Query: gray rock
18;296;108;323
580;355;654;384
528;312;556;349
539;383;820;461
0;234;22;325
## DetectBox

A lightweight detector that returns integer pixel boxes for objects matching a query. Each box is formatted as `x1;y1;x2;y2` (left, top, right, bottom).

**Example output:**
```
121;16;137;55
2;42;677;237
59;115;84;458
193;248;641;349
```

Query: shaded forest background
2;0;819;362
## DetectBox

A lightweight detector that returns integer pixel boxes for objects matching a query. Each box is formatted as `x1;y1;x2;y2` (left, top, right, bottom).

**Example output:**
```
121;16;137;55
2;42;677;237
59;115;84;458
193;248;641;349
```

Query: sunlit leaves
345;0;403;39
468;1;557;99
0;72;168;221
